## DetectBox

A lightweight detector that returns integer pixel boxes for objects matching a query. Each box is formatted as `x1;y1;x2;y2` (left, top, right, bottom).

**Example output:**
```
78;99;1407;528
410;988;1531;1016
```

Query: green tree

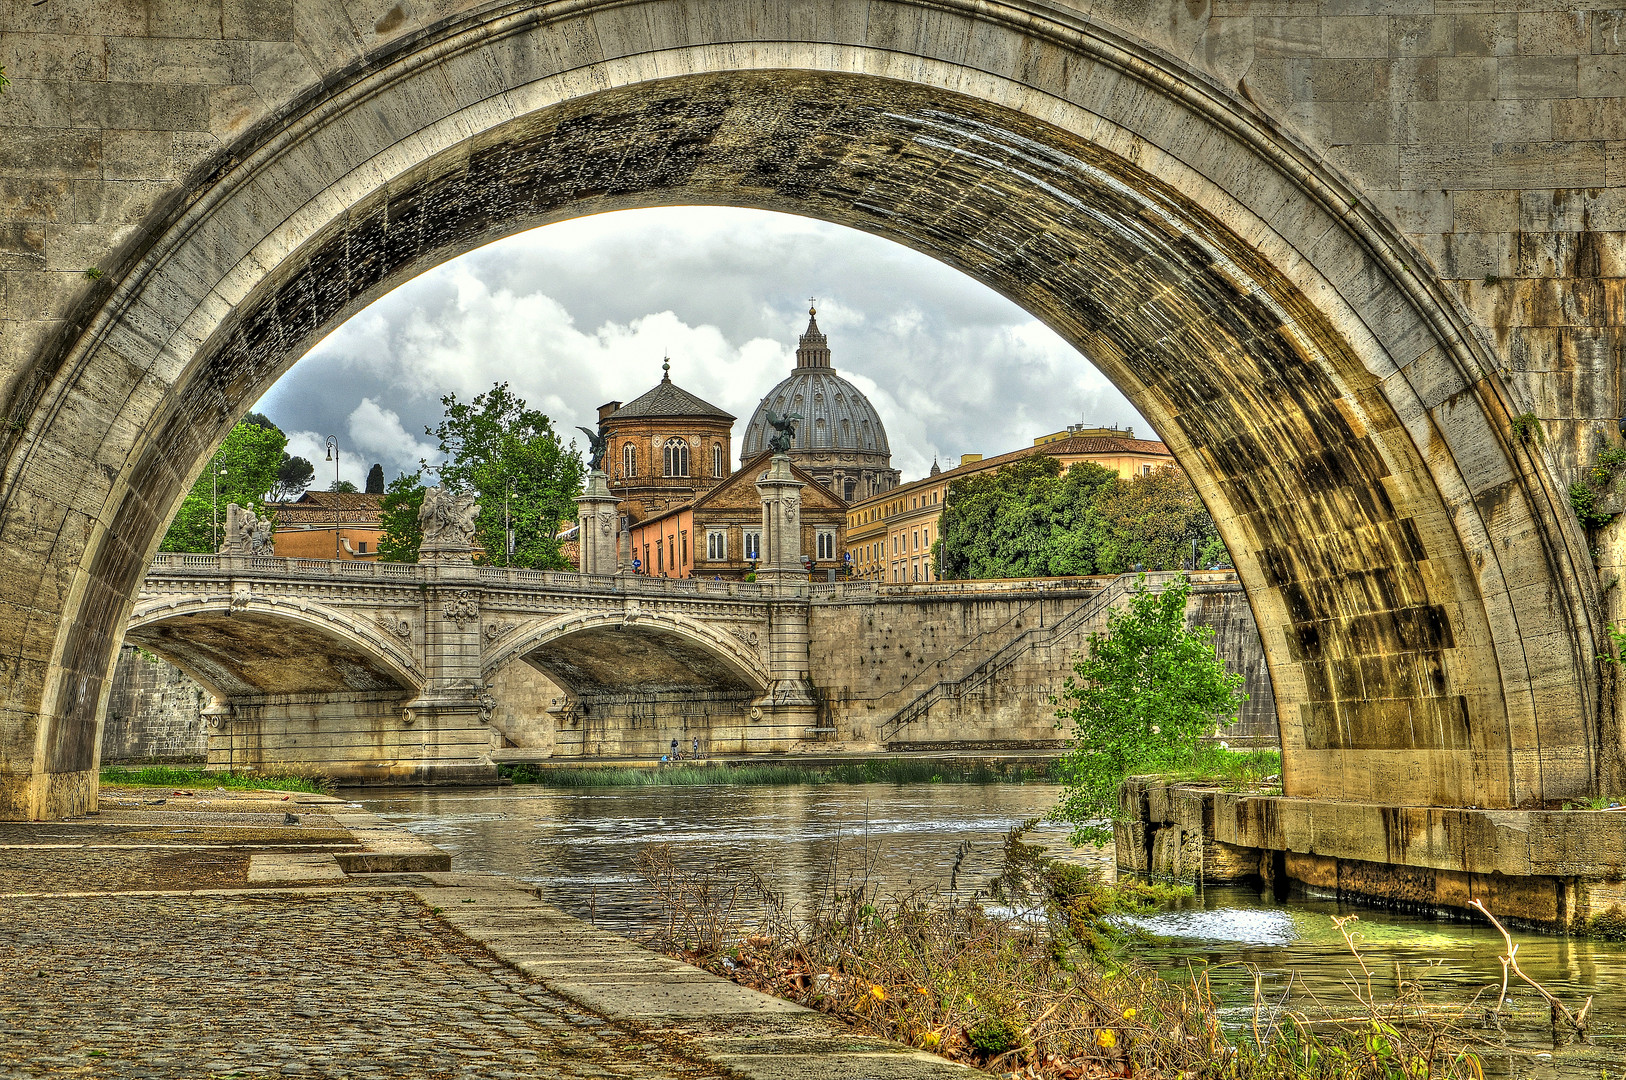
1093;468;1228;574
427;383;585;569
160;420;288;552
1053;575;1248;845
935;457;1116;579
272;454;314;501
378;471;426;563
935;457;1230;580
365;463;385;494
329;479;359;493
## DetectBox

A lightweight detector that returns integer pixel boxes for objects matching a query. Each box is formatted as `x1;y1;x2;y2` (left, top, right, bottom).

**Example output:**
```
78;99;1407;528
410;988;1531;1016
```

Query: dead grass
633;824;1583;1079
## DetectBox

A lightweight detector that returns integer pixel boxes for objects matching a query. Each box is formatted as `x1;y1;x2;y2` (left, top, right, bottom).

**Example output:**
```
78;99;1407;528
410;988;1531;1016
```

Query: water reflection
361;783;1626;1073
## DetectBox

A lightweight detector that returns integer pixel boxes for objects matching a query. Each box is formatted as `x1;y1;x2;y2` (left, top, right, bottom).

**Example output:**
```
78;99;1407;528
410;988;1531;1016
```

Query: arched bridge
133;553;782;782
129;555;1272;781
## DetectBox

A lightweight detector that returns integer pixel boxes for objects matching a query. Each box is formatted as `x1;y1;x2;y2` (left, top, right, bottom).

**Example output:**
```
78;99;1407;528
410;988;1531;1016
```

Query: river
360;781;1626;1074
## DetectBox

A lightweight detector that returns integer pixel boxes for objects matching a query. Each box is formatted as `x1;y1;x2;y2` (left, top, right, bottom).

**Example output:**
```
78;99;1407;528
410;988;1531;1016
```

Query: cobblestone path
0;892;727;1079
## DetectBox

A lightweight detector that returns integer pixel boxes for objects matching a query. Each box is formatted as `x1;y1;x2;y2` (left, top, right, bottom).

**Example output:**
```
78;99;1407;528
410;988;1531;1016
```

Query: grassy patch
499;758;1047;788
1156;744;1282;791
100;764;333;795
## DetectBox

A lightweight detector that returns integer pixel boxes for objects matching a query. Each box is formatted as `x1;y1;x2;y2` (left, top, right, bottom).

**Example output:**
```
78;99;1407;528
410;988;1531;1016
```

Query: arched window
623;443;636;477
712;442;724;478
664;437;689;478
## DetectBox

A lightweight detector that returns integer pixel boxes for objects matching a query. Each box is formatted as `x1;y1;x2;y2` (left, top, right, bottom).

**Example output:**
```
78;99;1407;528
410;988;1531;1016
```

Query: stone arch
0;0;1603;818
125;597;424;701
484;612;770;696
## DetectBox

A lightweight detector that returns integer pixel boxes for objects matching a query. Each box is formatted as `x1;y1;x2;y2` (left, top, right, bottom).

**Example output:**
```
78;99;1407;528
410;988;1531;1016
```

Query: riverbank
0;783;970;1078
501;754;1052;786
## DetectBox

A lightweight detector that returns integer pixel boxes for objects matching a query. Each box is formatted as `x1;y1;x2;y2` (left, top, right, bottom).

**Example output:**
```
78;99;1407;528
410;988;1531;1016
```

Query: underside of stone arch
125;609;420;700
0;1;1603;818
519;624;768;697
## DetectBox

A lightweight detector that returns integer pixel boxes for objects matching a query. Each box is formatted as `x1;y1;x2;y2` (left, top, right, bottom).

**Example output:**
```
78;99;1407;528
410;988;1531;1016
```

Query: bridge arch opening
123;601;431;780
0;2;1603;818
488;615;770;698
125;604;422;701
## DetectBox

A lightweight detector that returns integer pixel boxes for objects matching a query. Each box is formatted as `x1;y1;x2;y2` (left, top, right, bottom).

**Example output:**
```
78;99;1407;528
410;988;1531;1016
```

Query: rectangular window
913;530;919;551
744;531;761;561
656;541;664;573
681;531;688;567
707;530;726;560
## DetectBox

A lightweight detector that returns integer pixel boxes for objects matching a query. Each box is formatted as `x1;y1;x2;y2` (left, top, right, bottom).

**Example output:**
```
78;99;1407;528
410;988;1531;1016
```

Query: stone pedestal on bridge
754;455;806;587
751;455;820;737
575;471;618;577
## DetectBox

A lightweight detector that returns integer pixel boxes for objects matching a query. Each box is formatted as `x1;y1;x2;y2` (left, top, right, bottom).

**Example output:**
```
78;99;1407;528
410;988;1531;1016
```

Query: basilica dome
740;308;900;502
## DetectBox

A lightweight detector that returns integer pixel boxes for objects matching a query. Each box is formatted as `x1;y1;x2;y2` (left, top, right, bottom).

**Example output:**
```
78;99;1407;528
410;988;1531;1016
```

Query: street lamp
324;435;339;559
210;458;228;551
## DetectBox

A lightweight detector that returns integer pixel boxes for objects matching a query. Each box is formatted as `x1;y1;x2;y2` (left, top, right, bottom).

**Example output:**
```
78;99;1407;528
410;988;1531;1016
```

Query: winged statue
765;409;803;454
576;425;610;472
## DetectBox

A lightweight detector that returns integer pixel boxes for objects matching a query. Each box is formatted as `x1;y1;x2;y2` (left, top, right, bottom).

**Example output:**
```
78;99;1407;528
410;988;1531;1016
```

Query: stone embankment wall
1118;777;1626;933
809;575;1277;752
101;646;205;762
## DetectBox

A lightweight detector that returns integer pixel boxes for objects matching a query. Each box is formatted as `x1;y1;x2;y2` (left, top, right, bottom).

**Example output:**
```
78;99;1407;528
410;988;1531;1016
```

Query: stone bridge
1;1;1623;827
129;555;1272;780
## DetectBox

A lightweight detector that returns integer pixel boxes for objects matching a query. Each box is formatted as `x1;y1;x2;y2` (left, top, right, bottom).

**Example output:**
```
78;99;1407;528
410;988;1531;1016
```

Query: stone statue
219;502;257;555
419;486;480;547
249;514;274;555
576;425;609;472
765;409;802;454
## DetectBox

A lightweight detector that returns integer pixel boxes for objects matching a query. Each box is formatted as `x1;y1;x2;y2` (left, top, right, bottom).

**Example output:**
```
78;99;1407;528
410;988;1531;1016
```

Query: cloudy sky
256;206;1146;488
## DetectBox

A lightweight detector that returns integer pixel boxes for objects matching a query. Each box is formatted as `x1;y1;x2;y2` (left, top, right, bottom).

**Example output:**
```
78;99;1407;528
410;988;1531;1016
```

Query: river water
360;782;1626;1074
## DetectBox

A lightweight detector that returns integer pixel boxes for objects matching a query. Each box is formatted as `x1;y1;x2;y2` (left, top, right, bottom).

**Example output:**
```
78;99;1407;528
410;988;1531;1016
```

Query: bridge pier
395;546;500;785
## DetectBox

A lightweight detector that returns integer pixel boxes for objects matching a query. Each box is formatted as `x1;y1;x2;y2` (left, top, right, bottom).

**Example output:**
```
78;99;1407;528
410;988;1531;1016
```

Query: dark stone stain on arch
59;70;1485;791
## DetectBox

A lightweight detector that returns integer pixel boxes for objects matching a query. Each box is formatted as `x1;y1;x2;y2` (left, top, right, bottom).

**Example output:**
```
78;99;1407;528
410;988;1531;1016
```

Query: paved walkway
0;787;966;1079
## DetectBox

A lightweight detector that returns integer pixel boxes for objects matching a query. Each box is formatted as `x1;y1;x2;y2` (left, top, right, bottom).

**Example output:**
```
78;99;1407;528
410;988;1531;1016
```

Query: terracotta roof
268;490;385;525
288;491;386;509
610;375;735;422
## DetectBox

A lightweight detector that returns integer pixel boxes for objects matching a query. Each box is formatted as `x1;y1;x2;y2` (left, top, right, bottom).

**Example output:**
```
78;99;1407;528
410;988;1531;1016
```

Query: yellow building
845;432;1175;583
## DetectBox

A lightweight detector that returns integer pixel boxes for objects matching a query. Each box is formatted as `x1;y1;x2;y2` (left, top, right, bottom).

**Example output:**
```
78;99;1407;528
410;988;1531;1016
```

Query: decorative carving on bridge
731;627;760;648
484;620;517;643
478;689;497;725
418;487;479;562
443;590;479;627
229;583;252;612
376;615;412;640
219;503;254;555
598;511;614;536
783;495;799;522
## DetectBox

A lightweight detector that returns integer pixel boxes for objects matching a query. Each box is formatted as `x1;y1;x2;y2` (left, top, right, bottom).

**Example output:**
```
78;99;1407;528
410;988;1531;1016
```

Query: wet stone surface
0;892;727;1079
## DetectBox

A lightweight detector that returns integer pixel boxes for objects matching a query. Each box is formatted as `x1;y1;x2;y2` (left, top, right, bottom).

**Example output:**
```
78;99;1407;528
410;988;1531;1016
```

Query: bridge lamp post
324;435;339;559
210;459;227;551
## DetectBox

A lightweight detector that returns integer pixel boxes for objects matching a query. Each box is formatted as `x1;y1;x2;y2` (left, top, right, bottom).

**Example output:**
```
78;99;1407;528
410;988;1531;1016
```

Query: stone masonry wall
809;578;1276;750
0;2;1617;483
101;645;205;762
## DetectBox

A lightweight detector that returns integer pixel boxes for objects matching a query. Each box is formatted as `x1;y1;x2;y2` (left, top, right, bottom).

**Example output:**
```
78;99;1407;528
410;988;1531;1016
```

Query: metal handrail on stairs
878;573;1148;742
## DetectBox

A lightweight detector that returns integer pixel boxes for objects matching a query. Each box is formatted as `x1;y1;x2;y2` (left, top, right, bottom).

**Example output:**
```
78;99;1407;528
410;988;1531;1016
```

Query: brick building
600;361;735;525
626;452;847;580
267;490;386;560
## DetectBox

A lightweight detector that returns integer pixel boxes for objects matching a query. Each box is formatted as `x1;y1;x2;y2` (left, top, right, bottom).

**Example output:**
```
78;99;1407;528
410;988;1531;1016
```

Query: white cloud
257;206;1146;486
